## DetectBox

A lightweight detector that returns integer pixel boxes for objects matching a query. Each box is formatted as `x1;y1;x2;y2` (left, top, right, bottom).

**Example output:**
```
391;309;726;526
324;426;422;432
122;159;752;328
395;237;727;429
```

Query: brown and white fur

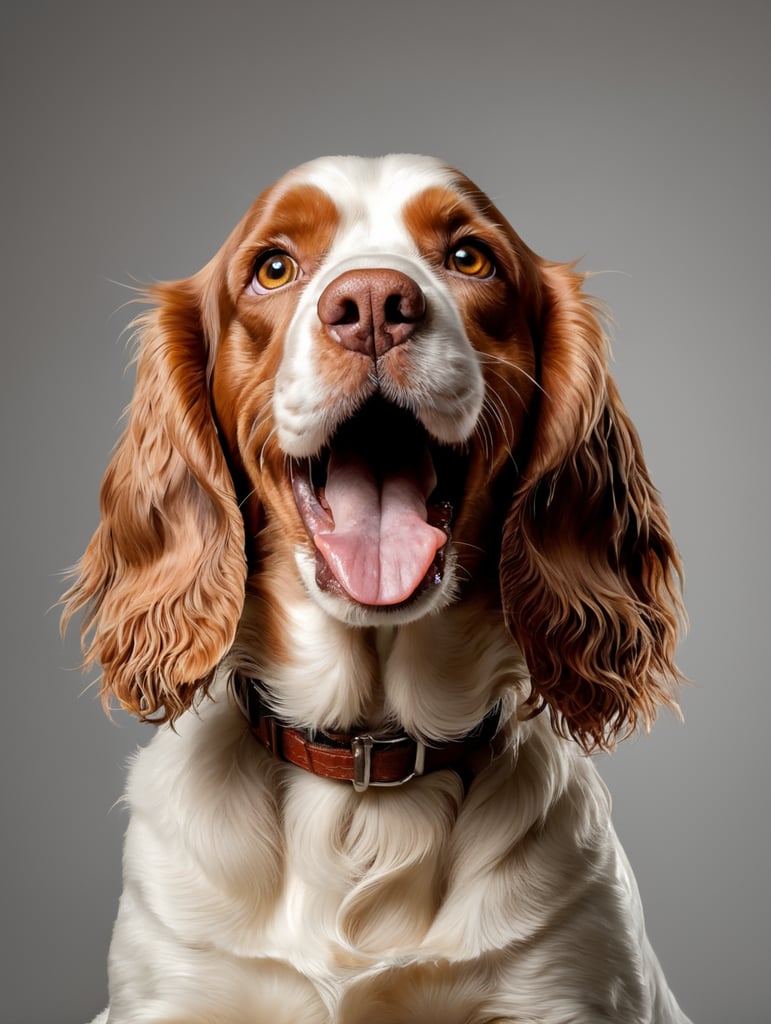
64;155;691;1023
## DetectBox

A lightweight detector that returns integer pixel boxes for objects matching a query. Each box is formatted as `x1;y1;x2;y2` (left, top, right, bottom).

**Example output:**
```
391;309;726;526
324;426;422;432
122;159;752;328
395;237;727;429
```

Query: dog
65;155;692;1023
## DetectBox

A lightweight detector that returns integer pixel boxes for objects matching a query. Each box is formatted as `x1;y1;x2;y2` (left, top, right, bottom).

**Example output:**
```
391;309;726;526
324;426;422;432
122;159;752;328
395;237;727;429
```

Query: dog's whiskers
478;351;549;401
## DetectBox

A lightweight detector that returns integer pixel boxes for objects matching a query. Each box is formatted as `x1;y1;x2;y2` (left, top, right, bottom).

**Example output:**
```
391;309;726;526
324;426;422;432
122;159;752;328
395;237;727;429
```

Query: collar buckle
352;733;426;792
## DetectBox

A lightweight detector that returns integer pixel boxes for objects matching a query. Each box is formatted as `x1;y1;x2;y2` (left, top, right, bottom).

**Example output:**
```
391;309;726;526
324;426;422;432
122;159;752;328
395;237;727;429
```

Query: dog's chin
294;548;459;626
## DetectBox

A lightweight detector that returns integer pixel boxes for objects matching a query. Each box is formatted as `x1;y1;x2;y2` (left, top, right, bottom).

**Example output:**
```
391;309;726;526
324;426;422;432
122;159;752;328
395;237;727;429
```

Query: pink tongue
314;449;446;606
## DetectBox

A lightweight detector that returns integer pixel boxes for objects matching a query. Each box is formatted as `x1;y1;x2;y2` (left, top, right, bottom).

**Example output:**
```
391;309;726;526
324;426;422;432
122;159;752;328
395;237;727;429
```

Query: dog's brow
402;185;494;248
249;183;340;251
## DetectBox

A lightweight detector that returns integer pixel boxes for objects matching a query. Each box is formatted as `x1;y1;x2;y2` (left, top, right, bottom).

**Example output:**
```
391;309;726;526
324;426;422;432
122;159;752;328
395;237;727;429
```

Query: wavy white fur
94;598;689;1022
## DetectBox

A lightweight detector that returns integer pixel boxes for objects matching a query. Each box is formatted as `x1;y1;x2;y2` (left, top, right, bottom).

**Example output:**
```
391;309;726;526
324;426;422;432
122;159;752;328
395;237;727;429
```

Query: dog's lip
290;458;334;537
290;399;465;608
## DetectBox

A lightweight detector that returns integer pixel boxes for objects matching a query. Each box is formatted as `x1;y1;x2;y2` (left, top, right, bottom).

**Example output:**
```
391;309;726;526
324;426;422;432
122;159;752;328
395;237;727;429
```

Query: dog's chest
121;689;640;1021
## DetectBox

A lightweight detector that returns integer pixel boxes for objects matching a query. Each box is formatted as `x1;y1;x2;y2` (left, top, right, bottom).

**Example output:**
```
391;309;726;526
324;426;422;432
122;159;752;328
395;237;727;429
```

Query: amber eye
251;250;300;292
446;241;495;279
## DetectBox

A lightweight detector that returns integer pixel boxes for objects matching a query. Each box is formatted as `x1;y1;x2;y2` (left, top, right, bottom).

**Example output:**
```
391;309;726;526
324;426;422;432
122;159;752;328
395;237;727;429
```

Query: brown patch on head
226;182;341;300
402;183;538;450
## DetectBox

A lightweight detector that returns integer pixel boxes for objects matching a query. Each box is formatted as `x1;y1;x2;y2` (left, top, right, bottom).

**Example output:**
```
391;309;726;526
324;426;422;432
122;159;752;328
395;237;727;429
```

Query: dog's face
209;156;538;623
64;155;683;748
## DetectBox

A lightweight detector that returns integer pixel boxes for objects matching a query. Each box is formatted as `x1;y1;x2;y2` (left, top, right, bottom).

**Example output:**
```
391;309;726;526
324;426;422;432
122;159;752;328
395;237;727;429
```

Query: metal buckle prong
352;734;373;792
351;733;426;793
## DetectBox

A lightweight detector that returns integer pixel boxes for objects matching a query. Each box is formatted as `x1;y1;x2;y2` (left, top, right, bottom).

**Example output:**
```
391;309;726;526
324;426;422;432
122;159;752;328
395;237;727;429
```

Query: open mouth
290;398;465;608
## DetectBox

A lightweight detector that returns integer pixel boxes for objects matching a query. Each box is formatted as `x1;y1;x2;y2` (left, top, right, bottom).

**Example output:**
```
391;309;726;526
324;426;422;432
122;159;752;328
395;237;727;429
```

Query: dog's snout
317;268;426;358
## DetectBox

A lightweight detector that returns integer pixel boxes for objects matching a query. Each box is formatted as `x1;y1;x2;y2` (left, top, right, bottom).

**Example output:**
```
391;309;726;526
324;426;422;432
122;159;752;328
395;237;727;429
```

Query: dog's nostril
385;288;426;326
384;293;402;323
385;293;410;324
338;299;360;326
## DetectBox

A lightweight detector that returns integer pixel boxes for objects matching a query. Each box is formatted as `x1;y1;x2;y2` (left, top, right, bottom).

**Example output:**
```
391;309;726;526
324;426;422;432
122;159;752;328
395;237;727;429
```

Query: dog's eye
446;241;495;279
251;251;300;292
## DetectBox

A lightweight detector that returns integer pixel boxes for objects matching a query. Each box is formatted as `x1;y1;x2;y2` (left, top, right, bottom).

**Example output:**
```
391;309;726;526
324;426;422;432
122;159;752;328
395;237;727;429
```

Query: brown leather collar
235;677;503;792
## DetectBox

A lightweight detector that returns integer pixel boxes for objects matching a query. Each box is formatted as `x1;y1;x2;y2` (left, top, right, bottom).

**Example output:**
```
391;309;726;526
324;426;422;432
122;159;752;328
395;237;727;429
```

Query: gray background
2;1;769;1021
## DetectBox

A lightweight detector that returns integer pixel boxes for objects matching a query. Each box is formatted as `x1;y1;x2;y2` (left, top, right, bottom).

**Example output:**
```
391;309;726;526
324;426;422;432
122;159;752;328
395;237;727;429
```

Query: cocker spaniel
65;155;692;1024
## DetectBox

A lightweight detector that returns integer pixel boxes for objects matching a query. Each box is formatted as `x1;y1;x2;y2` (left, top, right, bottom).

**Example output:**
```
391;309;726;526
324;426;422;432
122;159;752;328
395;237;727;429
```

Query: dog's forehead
292;154;458;202
278;154;463;248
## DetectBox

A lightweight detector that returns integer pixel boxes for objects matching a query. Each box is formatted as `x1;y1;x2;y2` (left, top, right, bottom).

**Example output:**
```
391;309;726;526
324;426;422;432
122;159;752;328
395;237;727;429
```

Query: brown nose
317;268;426;358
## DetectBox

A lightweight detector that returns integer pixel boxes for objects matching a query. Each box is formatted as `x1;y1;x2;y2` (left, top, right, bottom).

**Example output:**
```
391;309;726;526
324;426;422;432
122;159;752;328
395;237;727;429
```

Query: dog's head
64;155;684;749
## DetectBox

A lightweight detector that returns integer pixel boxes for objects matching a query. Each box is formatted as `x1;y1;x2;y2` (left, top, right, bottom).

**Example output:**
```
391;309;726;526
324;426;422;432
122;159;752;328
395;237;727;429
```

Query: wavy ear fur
62;271;246;722
501;260;685;751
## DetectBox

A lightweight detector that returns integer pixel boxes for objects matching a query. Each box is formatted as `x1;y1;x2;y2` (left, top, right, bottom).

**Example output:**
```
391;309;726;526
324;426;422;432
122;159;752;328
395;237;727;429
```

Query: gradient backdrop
3;2;769;1021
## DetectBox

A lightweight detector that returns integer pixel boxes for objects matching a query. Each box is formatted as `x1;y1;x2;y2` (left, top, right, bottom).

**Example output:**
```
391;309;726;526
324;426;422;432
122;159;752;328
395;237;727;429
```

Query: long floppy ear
62;270;246;722
500;260;685;751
